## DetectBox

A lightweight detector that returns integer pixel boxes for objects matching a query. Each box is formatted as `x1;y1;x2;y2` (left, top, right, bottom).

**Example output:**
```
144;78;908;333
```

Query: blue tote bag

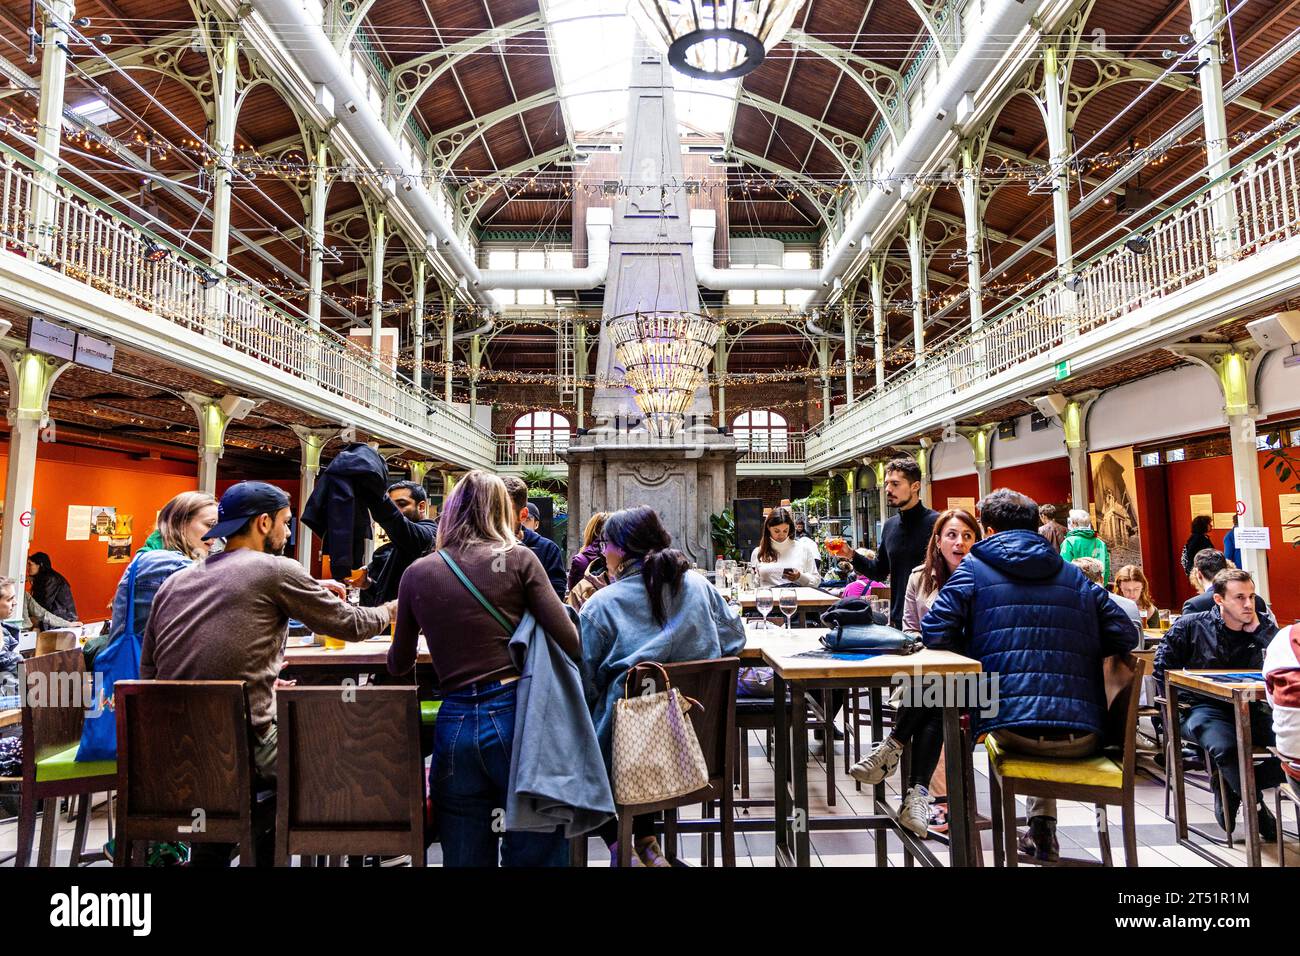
76;557;144;762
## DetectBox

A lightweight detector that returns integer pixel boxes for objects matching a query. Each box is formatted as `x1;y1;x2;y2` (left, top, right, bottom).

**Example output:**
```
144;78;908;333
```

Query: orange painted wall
1141;451;1299;626
0;442;198;620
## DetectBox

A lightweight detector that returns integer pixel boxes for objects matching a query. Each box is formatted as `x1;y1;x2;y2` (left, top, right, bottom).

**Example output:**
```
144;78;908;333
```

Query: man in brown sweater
141;482;393;864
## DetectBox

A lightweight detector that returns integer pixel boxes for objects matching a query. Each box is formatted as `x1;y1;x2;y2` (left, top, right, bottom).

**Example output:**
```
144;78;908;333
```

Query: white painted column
442;289;455;404
1189;0;1239;261
31;0;74;256
961;425;996;500
871;259;885;390
411;257;426;390
369;208;386;357
714;328;727;428
0;352;68;621
960;140;985;331
209;27;239;275
306;138;328;333
842;294;855;405
291;425;339;568
908;209;926;366
575;320;588;429
1043;43;1074;278
182;392;257;495
1062;391;1100;512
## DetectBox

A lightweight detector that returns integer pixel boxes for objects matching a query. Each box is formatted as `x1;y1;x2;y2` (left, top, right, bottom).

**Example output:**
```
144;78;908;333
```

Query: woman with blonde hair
84;491;218;667
568;511;607;593
1114;564;1159;628
389;469;578;867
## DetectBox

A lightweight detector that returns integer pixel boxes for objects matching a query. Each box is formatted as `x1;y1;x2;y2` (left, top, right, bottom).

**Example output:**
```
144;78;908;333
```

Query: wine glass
755;588;774;629
779;588;798;628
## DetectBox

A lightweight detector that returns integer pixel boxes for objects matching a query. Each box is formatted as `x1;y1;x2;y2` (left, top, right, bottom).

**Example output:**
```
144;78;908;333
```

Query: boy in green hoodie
1059;509;1110;583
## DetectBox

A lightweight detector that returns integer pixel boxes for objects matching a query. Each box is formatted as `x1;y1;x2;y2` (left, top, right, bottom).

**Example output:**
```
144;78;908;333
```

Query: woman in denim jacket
579;506;746;866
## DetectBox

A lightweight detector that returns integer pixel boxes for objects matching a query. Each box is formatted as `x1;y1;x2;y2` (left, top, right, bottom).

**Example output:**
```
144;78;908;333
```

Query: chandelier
629;0;806;81
609;310;721;438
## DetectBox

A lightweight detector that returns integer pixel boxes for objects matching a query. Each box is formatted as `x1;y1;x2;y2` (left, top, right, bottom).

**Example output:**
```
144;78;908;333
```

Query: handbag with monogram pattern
611;662;710;806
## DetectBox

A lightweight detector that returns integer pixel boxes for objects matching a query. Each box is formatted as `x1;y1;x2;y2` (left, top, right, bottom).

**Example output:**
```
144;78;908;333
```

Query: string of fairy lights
8;107;1291;200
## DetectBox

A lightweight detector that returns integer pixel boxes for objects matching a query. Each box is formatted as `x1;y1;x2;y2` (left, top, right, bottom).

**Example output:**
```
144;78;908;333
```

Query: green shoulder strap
440;551;513;635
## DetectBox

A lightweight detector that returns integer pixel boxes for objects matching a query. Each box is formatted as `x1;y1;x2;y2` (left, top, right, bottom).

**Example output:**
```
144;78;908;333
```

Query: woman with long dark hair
579;506;746;866
1180;514;1215;576
751;506;820;588
850;509;982;839
25;551;77;630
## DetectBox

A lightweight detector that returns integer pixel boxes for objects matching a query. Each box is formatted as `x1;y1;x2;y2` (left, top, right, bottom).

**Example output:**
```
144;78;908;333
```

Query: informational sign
1212;512;1235;531
74;333;115;373
1236;499;1247;516
1055;359;1071;381
1280;493;1300;545
27;316;77;360
1189;494;1214;522
947;497;976;514
66;505;92;541
1235;526;1271;550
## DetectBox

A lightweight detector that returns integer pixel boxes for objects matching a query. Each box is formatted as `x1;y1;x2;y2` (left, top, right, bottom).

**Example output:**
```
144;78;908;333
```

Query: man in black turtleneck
829;457;938;629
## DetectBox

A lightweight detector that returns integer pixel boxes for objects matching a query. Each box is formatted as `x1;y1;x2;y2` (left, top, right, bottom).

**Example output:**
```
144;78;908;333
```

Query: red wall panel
930;475;979;510
991;456;1072;509
0;443;198;621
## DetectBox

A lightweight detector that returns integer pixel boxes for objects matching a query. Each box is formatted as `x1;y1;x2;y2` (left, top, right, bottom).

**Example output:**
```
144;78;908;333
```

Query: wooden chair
274;686;425;866
987;655;1149;867
1269;750;1300;867
15;649;116;866
615;657;739;867
34;630;78;657
113;680;270;866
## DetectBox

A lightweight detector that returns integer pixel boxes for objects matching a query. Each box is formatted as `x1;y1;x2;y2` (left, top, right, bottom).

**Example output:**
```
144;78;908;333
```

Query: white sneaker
900;786;932;839
849;736;904;785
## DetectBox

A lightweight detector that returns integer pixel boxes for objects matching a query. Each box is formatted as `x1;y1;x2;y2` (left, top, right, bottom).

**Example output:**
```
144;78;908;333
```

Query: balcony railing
0;144;493;459
495;431;808;468
811;125;1300;462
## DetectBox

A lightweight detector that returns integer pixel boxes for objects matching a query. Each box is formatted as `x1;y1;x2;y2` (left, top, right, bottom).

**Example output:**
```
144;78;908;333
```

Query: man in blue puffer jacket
922;488;1138;861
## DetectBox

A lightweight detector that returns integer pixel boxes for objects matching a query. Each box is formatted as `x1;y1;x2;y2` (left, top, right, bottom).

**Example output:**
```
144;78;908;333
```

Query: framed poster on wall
1089;446;1142;573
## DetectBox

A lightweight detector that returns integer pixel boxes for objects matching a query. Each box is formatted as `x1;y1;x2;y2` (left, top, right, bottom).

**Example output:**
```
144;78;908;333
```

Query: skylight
68;99;121;127
544;0;737;137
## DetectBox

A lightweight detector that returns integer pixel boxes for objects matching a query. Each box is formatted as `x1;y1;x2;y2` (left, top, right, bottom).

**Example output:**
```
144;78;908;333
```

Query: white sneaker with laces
900;785;932;839
849;736;904;785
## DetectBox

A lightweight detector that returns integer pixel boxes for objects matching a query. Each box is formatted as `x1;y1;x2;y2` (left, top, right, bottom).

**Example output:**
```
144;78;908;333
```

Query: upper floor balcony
807;128;1300;471
0;143;495;468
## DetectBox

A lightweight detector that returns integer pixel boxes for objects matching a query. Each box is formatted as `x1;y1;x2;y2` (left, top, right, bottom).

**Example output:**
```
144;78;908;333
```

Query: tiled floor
4;722;1297;867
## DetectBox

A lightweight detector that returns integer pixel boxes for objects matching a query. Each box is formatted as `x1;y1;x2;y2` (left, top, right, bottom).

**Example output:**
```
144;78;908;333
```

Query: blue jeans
433;680;569;867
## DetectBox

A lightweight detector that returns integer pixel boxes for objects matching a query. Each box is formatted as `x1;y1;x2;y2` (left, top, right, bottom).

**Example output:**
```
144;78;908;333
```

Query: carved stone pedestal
562;430;741;568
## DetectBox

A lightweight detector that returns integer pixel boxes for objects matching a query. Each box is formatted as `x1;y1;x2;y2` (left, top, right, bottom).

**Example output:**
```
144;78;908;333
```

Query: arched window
733;410;788;453
512;411;571;452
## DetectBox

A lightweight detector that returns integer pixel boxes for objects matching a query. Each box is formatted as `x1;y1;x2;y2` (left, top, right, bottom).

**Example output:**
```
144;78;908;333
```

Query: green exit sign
1055;360;1071;381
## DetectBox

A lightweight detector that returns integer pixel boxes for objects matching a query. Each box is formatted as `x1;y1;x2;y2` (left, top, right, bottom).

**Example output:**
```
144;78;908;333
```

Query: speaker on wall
734;498;764;556
528;496;554;541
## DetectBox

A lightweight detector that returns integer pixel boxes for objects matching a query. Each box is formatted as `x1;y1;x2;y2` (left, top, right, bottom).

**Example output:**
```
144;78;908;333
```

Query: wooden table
1140;628;1166;650
281;637;431;685
1164;669;1268;867
0;708;18;729
754;629;982;867
719;586;841;627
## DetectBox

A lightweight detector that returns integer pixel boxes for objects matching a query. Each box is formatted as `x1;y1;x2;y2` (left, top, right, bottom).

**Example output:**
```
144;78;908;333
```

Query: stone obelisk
563;39;739;565
589;40;713;430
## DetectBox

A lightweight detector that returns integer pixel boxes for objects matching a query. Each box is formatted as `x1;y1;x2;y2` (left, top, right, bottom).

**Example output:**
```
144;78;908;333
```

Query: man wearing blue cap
141;481;396;866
